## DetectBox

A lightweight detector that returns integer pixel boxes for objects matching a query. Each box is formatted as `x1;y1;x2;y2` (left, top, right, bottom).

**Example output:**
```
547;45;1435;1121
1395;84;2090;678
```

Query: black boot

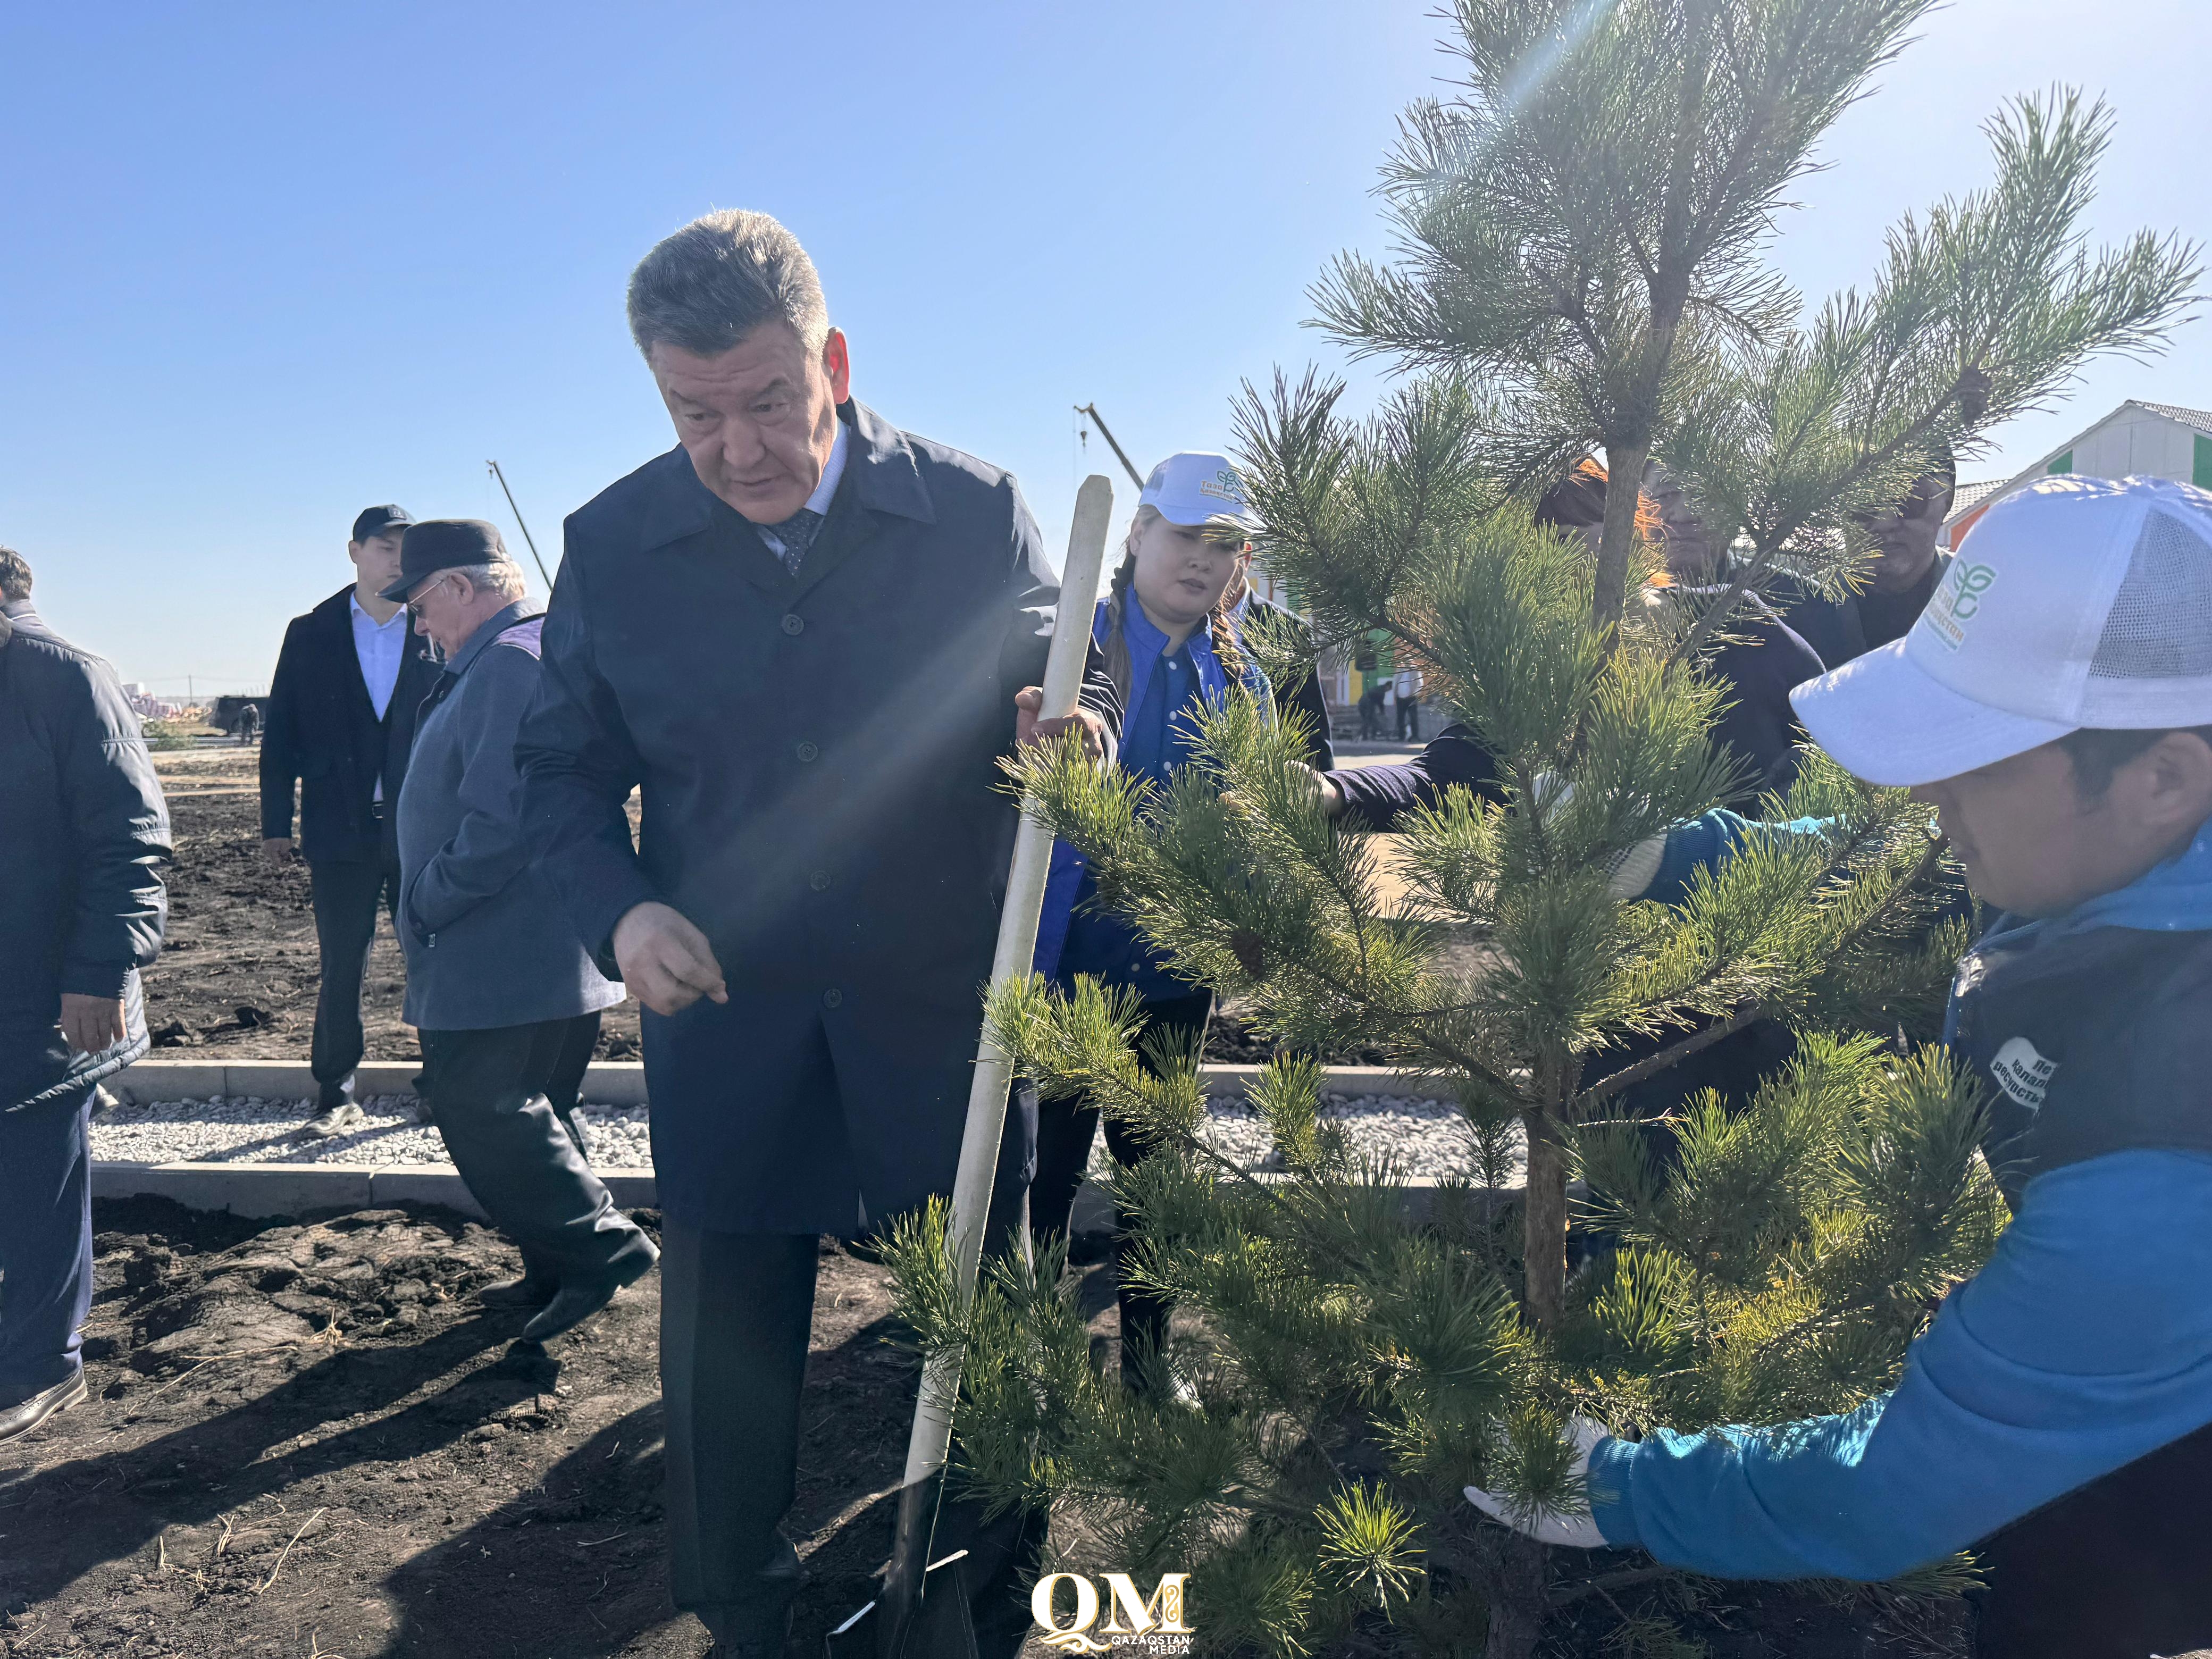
700;1536;803;1658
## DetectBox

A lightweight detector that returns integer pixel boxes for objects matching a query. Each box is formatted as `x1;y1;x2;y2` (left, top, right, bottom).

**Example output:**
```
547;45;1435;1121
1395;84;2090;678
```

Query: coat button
796;741;819;763
809;870;831;891
781;614;805;636
822;988;843;1009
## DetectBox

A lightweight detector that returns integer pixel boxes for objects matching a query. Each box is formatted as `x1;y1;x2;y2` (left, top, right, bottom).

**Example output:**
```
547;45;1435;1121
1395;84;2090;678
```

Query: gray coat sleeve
401;644;541;942
59;657;171;998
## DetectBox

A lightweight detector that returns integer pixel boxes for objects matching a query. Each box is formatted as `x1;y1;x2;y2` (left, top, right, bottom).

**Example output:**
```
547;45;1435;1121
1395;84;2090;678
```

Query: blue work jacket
1032;599;1270;997
1587;811;2212;1601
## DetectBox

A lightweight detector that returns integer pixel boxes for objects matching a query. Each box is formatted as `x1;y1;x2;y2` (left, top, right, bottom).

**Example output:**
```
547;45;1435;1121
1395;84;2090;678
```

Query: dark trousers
659;1109;1037;1652
1029;989;1213;1386
416;1012;655;1288
0;1076;93;1402
1972;1414;2212;1657
308;853;400;1095
1397;698;1420;741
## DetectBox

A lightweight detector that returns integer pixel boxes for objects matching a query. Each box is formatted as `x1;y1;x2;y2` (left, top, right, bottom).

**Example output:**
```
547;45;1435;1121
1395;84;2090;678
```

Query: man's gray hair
451;562;528;603
0;546;29;602
626;210;830;360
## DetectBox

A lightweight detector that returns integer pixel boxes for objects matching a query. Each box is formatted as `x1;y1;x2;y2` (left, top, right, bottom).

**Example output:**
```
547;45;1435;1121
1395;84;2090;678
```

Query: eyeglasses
405;572;456;620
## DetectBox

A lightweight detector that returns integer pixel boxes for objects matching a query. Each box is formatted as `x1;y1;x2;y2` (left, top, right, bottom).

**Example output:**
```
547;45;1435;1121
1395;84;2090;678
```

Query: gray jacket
397;601;624;1032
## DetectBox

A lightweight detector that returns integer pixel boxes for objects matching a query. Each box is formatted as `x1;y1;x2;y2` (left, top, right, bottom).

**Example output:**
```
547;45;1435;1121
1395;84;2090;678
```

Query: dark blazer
1773;550;1952;669
1327;602;1823;827
1;602;170;1111
517;400;1120;1234
259;585;440;865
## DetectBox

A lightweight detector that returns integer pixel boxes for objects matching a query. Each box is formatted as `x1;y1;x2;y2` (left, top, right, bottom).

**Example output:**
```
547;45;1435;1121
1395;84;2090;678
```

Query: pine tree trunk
1591;439;1650;636
1521;1109;1569;1326
1478;1531;1553;1659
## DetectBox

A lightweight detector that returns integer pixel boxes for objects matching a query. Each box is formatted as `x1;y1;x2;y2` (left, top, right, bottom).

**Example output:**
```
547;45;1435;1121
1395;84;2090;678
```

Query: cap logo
1923;560;1998;651
1988;1035;2057;1111
1199;470;1244;505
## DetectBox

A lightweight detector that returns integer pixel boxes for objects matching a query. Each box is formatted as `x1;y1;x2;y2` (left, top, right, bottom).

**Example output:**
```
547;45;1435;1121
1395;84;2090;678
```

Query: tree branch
1576;832;1950;1111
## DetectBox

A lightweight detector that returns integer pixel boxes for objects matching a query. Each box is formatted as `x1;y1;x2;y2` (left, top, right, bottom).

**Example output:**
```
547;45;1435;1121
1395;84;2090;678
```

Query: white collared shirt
753;421;851;558
349;592;409;800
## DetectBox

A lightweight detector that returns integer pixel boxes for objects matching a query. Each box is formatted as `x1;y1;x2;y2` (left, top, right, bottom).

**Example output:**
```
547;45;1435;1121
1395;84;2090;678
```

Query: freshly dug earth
0;1200;1963;1658
0;1198;923;1659
141;749;643;1063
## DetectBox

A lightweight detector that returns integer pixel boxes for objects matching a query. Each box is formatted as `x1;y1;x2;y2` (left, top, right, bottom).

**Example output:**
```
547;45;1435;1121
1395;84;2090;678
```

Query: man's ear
822;329;851;404
2135;731;2212;840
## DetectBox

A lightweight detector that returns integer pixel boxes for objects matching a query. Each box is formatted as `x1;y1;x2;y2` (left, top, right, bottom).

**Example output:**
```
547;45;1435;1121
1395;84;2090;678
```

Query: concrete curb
90;1159;660;1221
107;1059;1458;1107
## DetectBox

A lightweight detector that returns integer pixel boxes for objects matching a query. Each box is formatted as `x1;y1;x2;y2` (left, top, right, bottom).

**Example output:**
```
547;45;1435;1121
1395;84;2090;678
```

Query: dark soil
141;750;643;1064
1200;1008;1393;1068
1;1198;1961;1659
0;1197;925;1659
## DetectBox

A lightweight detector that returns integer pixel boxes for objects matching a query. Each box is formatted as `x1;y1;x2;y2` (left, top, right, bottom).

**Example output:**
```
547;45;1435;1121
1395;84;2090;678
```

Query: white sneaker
300;1101;368;1138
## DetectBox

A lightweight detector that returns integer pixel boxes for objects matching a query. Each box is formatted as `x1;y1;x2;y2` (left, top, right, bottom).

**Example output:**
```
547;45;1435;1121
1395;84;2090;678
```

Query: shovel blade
825;1553;978;1659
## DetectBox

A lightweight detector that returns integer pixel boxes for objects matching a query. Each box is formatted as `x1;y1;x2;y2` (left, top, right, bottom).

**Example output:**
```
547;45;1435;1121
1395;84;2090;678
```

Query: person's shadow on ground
375;1304;929;1659
0;1310;531;1612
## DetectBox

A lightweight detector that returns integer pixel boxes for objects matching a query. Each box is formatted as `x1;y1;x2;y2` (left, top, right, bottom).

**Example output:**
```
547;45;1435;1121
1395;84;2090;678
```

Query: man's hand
59;993;128;1056
613;902;729;1017
1463;1416;1611;1548
261;837;297;862
1225;761;1343;819
1014;687;1108;759
1291;761;1344;817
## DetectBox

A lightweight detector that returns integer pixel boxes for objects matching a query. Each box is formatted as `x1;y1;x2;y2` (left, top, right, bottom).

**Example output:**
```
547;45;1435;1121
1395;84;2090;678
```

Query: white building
1946;400;2212;548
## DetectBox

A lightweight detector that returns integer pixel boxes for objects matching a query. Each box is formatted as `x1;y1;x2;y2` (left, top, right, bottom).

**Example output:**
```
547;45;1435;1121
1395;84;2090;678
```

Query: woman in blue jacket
1029;452;1272;1391
1467;475;2212;1657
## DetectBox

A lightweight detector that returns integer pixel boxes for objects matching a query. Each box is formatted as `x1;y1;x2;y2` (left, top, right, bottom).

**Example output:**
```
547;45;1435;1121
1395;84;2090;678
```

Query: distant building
1947;400;2212;549
119;682;184;720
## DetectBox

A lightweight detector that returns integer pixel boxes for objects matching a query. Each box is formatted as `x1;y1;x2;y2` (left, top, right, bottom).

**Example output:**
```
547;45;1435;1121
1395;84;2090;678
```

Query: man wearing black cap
259;506;442;1135
389;523;656;1341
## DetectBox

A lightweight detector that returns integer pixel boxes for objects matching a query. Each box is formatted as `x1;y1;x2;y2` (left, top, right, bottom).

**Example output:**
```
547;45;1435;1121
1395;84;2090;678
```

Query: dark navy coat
1;602;170;1111
259;585;440;866
516;401;1118;1234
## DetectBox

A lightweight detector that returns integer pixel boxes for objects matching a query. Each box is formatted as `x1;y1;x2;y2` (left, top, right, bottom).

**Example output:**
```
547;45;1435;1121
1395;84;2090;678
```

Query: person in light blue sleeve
1028;452;1272;1392
1467;475;2212;1658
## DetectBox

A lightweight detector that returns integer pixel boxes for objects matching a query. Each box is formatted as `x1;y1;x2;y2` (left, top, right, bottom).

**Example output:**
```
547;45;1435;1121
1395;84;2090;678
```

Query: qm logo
1031;1572;1193;1655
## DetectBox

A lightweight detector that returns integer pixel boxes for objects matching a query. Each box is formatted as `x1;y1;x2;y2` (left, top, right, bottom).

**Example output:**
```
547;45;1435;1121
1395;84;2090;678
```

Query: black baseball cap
352;505;413;543
378;518;512;602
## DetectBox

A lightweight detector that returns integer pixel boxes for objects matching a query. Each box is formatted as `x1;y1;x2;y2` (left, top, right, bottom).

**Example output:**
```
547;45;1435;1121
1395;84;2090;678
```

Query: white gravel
91;1092;1504;1182
90;1096;653;1168
1197;1092;1522;1182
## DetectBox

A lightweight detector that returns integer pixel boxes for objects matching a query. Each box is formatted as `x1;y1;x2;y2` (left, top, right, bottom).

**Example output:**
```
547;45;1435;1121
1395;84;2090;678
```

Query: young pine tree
884;4;2194;1654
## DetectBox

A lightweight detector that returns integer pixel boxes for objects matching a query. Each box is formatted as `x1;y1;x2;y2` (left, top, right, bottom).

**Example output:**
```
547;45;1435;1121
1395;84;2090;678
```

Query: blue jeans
0;1076;93;1403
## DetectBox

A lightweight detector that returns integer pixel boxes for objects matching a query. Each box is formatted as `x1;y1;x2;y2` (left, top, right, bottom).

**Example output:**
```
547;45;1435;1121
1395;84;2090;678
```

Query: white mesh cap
1789;475;2212;787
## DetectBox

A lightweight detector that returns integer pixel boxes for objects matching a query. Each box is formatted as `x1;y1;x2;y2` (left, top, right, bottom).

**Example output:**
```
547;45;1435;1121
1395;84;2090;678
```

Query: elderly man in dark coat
0;548;169;1443
516;209;1117;1658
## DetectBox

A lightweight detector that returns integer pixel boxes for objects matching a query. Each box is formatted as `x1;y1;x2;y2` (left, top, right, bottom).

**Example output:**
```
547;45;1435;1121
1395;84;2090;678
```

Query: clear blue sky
2;0;2205;693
